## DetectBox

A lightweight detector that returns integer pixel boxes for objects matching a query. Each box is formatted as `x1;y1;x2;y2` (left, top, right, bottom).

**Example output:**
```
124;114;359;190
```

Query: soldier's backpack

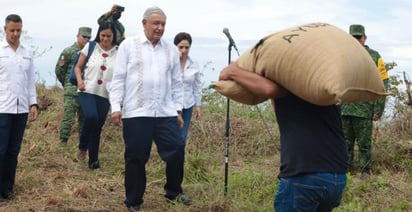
70;41;96;85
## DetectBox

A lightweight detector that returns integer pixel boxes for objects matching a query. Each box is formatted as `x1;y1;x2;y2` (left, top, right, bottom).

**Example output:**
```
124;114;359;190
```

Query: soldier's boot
60;138;68;145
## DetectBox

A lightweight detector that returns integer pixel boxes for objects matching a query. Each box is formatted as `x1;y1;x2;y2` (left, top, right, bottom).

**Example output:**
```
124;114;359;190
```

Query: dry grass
0;85;411;211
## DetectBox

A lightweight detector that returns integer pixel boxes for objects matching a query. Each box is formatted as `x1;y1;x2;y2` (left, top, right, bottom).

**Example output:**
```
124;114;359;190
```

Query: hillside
0;84;411;211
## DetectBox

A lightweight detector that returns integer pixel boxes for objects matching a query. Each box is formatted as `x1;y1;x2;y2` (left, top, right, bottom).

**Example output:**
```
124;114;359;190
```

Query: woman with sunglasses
74;21;118;169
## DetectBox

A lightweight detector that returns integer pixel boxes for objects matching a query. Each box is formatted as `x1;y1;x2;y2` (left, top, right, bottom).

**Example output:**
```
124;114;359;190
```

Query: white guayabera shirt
109;34;183;118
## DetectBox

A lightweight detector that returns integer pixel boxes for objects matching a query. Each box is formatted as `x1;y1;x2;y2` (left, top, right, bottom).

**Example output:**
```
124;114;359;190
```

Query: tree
385;61;397;71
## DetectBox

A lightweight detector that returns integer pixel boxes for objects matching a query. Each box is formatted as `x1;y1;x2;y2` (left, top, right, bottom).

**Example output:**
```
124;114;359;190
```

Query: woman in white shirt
173;32;202;144
74;21;118;169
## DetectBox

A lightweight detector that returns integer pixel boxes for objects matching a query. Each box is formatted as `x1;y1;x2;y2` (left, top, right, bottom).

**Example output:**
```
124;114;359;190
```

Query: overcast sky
2;0;412;86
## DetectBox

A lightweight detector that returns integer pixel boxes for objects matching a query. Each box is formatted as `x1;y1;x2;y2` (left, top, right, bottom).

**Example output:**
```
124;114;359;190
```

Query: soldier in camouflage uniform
55;27;92;144
341;24;389;173
98;4;125;45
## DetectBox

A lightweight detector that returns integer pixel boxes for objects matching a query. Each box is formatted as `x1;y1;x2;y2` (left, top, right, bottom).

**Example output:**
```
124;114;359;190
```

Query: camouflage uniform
55;43;84;143
341;42;388;172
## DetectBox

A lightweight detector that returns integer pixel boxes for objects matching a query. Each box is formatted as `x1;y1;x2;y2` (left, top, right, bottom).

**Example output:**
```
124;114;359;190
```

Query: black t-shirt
275;93;348;178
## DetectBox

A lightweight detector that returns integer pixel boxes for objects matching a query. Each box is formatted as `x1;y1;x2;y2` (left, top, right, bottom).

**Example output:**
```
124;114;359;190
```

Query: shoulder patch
58;55;65;67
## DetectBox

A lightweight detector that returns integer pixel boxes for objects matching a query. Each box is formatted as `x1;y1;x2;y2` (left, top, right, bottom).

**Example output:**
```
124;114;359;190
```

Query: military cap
78;27;92;37
349;24;365;36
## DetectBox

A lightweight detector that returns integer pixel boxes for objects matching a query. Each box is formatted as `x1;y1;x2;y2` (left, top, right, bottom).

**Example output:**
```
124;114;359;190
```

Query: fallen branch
403;71;412;106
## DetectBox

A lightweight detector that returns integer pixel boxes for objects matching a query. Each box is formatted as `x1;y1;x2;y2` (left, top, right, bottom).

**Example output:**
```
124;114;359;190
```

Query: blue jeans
0;113;28;196
274;173;347;212
77;92;110;164
180;106;193;144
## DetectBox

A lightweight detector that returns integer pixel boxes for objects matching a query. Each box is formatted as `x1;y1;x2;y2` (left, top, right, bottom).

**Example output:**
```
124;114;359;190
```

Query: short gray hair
143;6;166;20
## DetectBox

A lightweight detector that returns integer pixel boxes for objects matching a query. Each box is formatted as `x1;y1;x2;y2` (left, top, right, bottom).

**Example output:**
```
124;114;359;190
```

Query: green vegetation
0;84;411;211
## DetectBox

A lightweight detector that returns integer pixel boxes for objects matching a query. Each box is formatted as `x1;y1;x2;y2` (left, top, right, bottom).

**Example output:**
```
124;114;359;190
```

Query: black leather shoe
0;192;15;203
60;138;68;144
3;192;15;200
127;205;141;212
167;194;191;206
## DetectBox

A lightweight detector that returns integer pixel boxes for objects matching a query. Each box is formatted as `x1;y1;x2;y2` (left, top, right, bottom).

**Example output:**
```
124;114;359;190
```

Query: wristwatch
30;104;39;109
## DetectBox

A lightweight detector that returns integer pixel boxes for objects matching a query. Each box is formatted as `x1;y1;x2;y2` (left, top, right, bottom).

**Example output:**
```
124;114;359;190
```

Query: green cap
349;24;365;36
78;27;92;37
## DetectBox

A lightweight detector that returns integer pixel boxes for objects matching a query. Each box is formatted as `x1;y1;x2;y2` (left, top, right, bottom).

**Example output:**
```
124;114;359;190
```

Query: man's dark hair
5;14;22;25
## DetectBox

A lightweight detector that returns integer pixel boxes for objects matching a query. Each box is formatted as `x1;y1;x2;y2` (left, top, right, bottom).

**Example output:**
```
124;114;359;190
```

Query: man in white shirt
109;6;189;211
0;14;38;203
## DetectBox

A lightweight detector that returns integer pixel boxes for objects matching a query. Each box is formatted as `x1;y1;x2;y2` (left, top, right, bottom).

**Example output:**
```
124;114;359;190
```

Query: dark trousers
77;92;110;164
122;117;185;207
0;113;28;196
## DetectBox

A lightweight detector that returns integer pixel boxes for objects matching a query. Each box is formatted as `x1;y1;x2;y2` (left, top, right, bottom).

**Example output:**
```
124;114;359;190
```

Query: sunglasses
82;35;91;40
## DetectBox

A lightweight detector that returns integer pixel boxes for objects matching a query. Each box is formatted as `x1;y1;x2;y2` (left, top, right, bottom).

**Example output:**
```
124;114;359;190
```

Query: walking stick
222;28;239;196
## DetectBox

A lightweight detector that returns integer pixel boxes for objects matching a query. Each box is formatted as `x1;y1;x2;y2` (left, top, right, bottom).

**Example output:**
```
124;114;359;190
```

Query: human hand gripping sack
218;62;236;81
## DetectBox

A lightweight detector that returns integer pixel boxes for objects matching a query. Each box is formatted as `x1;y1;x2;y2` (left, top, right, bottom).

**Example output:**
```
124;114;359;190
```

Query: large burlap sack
211;23;389;105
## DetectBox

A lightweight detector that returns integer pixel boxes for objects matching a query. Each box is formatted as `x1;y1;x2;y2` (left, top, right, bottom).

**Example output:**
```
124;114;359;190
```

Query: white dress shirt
0;40;37;113
109;34;183;118
182;56;202;109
